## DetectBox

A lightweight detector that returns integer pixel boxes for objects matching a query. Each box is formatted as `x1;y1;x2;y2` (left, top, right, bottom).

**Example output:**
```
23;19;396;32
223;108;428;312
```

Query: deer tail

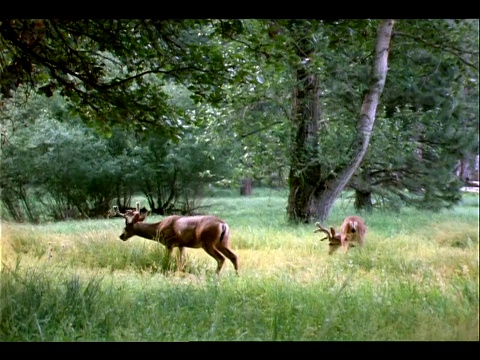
219;223;229;243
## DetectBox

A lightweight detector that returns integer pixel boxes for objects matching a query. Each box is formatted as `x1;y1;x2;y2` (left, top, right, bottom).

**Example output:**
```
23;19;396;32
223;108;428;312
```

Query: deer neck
132;222;163;241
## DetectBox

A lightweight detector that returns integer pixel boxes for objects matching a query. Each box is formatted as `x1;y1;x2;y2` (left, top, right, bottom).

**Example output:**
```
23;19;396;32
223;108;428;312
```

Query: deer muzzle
119;229;129;241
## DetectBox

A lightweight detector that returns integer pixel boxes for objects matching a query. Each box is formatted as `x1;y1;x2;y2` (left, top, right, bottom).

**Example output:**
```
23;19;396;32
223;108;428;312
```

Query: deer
107;202;148;219
314;215;367;255
112;205;239;275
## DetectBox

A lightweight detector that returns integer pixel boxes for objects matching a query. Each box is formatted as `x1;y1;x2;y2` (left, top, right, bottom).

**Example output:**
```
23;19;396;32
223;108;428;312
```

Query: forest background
0;19;478;224
1;18;479;342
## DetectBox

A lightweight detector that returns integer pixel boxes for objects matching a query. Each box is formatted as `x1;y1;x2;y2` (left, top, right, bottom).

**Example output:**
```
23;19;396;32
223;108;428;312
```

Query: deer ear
330;227;336;236
124;210;140;224
133;212;141;222
138;208;149;222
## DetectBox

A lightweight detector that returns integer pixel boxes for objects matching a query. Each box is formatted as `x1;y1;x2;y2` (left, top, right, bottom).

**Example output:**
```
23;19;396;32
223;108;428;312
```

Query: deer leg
202;245;226;274
340;236;350;254
165;246;176;270
217;246;239;274
178;246;186;272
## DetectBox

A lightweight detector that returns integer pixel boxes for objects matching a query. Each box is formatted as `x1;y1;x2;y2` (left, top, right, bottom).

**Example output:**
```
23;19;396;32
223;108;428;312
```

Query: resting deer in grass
107;203;148;219
113;205;239;275
314;215;367;255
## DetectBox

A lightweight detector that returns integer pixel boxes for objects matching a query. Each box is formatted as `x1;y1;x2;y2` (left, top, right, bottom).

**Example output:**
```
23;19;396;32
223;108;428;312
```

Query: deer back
340;215;367;245
158;215;228;249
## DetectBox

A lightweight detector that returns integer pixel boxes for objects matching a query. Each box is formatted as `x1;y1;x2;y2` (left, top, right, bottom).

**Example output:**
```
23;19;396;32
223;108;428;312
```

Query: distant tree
131;129;232;215
0;90;235;221
0;93;119;221
350;19;479;211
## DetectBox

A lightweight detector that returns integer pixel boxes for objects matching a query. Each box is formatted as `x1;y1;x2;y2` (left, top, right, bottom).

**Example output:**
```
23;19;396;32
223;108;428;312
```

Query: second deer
314;215;367;255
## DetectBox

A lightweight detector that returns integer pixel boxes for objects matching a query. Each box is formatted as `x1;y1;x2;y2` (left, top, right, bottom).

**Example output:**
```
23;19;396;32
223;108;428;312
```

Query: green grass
1;189;478;341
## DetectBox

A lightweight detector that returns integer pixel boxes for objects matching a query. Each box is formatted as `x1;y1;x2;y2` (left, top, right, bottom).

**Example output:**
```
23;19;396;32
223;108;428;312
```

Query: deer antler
314;222;333;241
112;205;124;217
112;202;149;223
315;222;342;255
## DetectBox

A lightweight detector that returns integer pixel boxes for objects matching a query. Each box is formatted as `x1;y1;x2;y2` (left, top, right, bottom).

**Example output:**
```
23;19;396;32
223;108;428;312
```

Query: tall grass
1;189;478;341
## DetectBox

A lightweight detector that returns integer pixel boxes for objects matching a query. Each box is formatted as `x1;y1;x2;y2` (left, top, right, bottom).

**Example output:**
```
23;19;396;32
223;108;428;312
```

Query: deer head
314;222;342;255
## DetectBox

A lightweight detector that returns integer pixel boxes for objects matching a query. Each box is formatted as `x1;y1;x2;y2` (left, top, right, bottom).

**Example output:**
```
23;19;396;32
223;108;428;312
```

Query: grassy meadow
1;188;478;341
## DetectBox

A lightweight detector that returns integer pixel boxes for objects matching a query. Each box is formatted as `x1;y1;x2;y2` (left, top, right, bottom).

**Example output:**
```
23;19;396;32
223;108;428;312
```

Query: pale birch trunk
316;19;395;222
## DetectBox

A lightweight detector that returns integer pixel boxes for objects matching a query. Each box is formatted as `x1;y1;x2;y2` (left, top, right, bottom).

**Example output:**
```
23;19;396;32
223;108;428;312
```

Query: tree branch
393;31;478;69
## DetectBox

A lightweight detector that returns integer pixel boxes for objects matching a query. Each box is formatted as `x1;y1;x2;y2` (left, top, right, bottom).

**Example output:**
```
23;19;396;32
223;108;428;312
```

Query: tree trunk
240;177;252;196
286;60;322;223
286;20;395;223
314;19;394;222
351;166;374;211
354;190;373;211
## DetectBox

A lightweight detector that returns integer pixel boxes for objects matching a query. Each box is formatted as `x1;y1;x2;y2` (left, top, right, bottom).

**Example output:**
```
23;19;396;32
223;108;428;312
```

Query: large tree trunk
286;19;394;223
286;61;322;223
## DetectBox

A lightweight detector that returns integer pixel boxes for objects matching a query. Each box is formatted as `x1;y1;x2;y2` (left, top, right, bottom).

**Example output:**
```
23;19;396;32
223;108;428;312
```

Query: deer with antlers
112;203;239;275
107;204;149;219
314;215;367;255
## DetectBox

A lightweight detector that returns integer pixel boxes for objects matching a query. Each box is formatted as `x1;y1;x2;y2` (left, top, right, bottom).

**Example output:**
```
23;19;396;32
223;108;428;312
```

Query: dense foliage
0;91;233;221
0;19;251;135
1;19;478;222
351;19;479;211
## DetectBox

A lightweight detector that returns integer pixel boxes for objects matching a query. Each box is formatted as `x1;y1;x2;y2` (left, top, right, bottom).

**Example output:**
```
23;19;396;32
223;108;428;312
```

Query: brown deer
314;215;367;255
113;206;239;275
108;202;148;219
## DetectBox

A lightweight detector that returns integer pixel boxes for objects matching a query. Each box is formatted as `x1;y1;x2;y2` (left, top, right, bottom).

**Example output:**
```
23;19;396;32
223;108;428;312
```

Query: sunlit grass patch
1;191;478;341
421;220;479;249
